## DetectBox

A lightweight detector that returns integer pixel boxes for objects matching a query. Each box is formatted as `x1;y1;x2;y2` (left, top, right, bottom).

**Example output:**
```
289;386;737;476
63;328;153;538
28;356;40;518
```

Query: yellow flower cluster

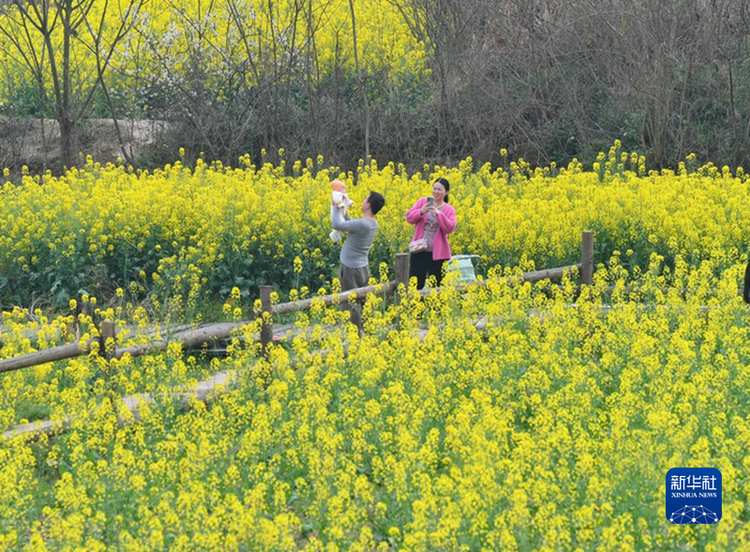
0;257;749;550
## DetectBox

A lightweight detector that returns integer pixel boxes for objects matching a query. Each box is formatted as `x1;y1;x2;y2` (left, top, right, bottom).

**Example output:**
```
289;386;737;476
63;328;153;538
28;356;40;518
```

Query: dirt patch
0;117;170;172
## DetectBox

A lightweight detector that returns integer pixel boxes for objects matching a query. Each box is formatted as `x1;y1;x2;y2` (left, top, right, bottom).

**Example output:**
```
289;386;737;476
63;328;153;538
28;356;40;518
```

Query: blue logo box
666;467;721;524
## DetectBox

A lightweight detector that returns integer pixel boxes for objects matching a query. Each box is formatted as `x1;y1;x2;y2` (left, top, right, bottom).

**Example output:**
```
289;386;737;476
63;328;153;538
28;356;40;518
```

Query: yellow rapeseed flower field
0;257;749;550
1;143;750;550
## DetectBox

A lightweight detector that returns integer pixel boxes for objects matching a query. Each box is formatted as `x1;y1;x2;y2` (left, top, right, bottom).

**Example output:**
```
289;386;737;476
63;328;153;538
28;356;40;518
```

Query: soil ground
0;117;168;173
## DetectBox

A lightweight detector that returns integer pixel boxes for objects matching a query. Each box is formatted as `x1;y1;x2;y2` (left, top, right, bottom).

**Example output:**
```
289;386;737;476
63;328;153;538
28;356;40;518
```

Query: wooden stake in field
581;230;594;285
100;321;116;360
259;285;274;358
395;253;410;289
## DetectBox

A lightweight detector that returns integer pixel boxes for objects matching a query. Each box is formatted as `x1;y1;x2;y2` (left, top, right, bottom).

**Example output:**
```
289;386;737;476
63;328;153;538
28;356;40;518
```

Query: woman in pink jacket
405;177;457;289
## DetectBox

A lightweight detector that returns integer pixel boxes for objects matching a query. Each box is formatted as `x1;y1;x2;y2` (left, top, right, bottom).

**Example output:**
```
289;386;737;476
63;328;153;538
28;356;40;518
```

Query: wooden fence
0;231;594;375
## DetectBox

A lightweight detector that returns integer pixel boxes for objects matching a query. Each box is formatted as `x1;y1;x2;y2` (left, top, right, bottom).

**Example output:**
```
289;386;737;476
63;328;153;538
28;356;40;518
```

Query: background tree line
1;0;749;173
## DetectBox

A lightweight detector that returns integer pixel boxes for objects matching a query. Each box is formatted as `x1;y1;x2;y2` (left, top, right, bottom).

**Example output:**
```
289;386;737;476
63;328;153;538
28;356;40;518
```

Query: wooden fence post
259;285;274;357
395;253;410;289
394;253;410;330
581;231;594;286
100;321;116;360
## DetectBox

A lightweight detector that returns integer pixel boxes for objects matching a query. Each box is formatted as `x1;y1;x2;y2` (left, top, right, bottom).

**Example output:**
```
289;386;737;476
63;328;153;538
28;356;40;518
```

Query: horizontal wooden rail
0;269;574;374
417;264;582;296
0;231;595;375
521;264;582;283
3;369;237;441
0;341;92;374
272;281;397;315
0;283;400;375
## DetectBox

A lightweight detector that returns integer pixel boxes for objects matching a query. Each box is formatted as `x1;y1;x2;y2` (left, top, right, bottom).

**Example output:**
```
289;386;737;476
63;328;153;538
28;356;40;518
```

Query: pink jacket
406;197;457;260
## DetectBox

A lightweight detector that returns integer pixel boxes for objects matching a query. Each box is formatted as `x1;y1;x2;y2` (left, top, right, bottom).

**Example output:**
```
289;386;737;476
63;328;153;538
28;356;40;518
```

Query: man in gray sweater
330;190;385;331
